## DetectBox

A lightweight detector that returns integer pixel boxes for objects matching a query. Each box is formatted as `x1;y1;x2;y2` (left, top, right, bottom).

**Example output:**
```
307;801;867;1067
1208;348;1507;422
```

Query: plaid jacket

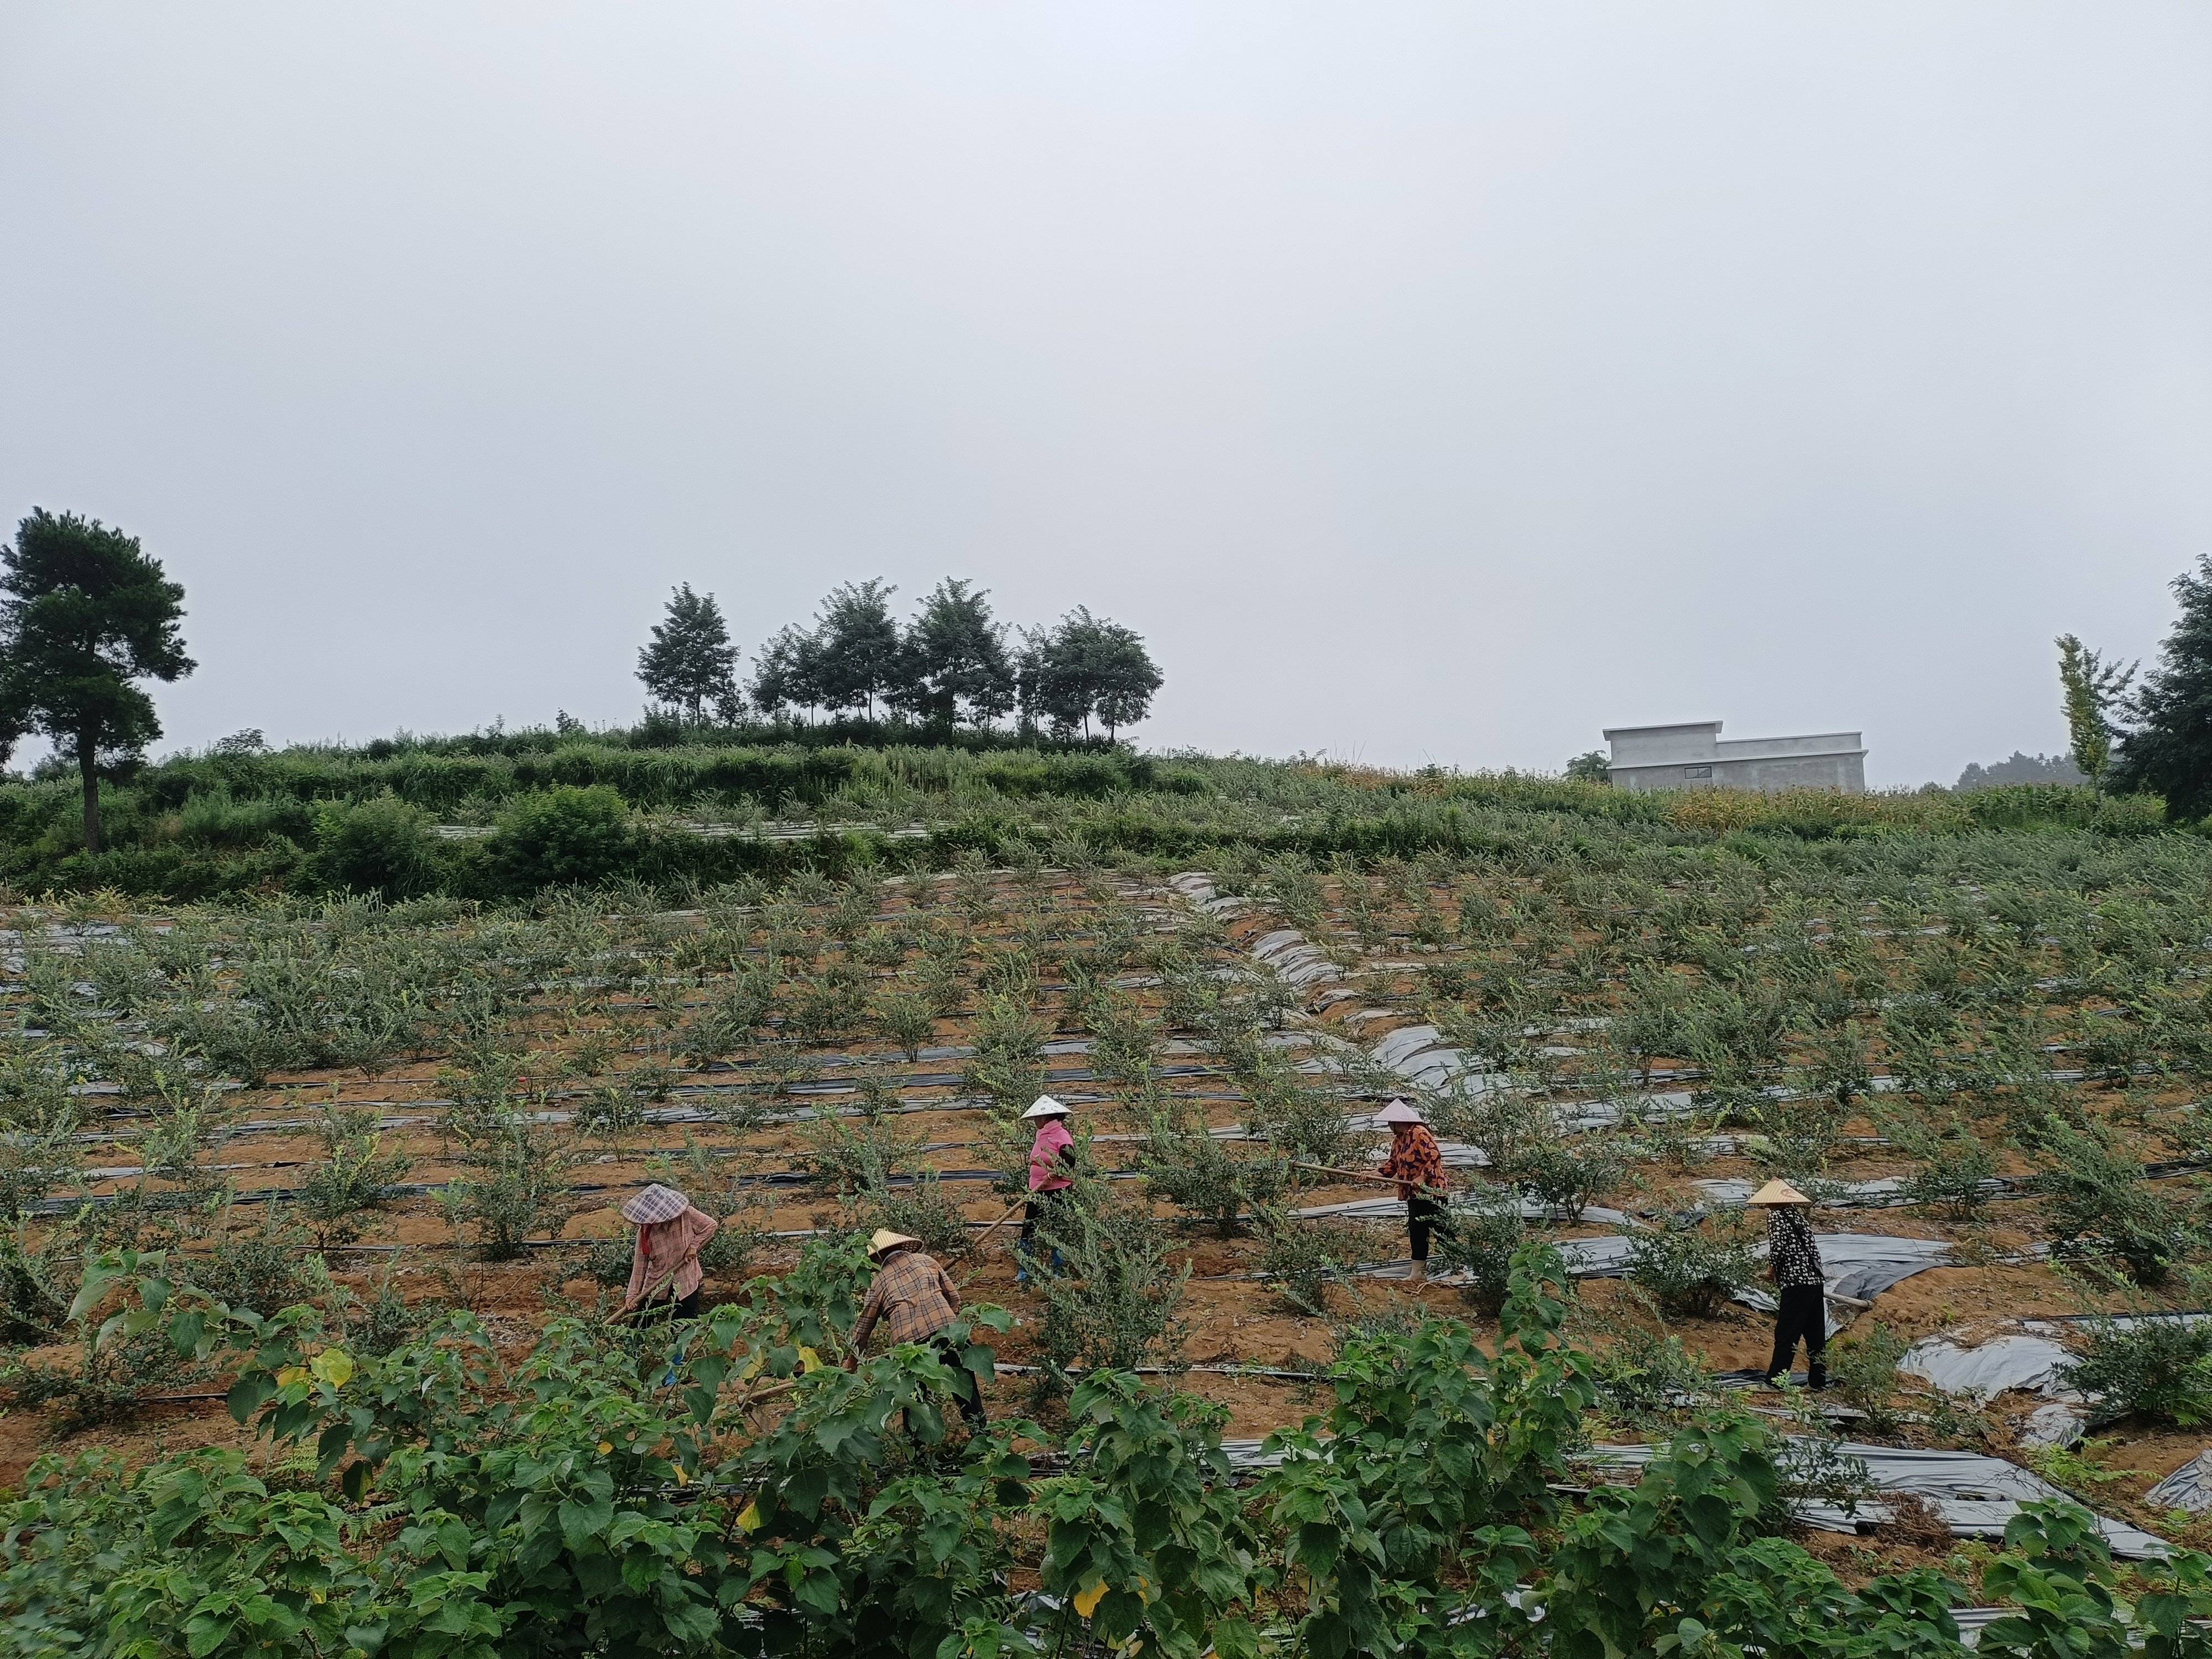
625;1207;718;1307
1378;1125;1448;1202
853;1249;962;1349
1767;1208;1826;1288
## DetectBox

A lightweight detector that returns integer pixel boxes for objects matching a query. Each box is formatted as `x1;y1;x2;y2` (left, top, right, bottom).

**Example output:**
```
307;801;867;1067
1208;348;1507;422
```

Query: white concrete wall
1604;722;1721;766
1714;731;1865;761
1605;720;1866;794
1612;750;1866;794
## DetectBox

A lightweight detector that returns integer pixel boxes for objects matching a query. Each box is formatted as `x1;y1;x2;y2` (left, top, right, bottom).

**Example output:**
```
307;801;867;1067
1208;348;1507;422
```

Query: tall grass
0;728;2179;899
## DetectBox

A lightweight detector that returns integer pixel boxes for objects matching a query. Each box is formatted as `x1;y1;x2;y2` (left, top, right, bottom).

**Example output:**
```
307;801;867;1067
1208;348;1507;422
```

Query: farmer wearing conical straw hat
618;1183;720;1322
1018;1095;1077;1284
851;1228;986;1427
1748;1180;1827;1390
1374;1099;1452;1286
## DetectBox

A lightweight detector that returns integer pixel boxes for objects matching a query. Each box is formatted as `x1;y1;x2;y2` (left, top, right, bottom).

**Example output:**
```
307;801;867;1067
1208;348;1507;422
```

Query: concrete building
1603;721;1866;794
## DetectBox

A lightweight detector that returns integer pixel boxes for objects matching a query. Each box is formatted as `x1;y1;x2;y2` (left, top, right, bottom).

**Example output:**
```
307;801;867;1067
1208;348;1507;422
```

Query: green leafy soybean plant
50;1239;2212;1659
1256;1244;1597;1657
1037;1372;1267;1659
1978;1499;2212;1659
105;1245;1027;1658
0;1449;397;1659
1544;1413;1971;1659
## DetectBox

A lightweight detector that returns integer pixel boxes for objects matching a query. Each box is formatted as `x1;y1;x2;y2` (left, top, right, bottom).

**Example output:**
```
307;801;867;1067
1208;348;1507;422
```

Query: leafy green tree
0;509;194;852
809;581;905;719
1018;608;1163;739
2057;632;2137;788
636;583;740;723
900;579;1014;728
2112;556;2212;817
1566;750;1611;782
747;622;821;721
749;587;906;723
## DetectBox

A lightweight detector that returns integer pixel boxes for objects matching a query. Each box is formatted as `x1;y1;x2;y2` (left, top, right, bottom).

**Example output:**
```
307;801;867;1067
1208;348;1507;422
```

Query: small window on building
1683;765;1712;780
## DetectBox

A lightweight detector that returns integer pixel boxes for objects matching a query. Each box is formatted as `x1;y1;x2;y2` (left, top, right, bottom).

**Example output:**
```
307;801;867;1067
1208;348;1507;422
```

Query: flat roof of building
1602;721;1722;739
1610;748;1867;768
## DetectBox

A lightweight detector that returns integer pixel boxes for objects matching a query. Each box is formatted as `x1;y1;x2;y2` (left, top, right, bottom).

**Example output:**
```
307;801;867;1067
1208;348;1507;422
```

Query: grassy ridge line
0;739;2173;900
2;740;1190;825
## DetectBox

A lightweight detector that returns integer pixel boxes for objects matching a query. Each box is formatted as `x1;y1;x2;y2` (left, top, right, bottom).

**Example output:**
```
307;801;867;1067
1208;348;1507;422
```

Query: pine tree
0;510;194;852
637;585;740;723
2111;556;2212;818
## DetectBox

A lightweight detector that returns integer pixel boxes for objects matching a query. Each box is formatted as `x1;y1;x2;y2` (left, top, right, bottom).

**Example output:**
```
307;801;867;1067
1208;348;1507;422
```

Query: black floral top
1766;1207;1825;1288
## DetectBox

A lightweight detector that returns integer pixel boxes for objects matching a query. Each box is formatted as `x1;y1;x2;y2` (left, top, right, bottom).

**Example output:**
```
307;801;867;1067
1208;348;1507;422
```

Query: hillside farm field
13;761;2212;1654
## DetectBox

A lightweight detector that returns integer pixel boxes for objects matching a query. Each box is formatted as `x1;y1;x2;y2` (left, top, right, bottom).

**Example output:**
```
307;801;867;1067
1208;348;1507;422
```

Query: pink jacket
1028;1120;1074;1192
624;1205;719;1308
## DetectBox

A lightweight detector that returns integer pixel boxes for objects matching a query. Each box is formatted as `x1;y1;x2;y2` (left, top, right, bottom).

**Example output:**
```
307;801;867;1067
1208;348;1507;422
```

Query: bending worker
1750;1179;1828;1390
851;1228;987;1427
619;1183;720;1321
1019;1094;1076;1281
1374;1098;1451;1285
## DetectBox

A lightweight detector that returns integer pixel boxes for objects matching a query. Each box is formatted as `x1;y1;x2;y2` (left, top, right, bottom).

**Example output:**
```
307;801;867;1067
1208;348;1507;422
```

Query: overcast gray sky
3;5;2207;786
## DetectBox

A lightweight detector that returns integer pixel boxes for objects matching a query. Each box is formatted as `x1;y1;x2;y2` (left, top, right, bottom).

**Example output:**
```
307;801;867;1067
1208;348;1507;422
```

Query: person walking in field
851;1228;988;1427
1750;1180;1828;1390
618;1183;720;1321
1018;1094;1077;1284
1374;1099;1452;1285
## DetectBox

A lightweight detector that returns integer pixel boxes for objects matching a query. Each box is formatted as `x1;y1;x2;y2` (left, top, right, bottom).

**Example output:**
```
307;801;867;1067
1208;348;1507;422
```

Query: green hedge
0;735;2179;901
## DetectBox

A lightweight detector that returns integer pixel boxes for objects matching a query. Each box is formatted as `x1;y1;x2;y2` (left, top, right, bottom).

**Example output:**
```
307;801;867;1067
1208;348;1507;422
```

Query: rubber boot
1406;1260;1427;1286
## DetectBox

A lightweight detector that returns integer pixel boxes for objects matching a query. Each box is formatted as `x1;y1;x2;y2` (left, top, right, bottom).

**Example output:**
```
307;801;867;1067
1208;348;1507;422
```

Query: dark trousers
1766;1285;1828;1387
1021;1188;1071;1251
1407;1194;1452;1263
930;1331;988;1427
637;1289;702;1322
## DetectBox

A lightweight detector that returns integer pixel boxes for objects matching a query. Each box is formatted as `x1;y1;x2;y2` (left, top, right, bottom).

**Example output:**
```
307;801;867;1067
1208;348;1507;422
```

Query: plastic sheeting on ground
1246;927;1348;992
1901;1332;2075;1404
1292;1193;1637;1228
1580;1441;2168;1559
2147;1451;2212;1512
1212;1436;2166;1557
1751;1233;1957;1306
1338;1232;1955;1322
1696;1173;2013;1211
1900;1314;2212;1448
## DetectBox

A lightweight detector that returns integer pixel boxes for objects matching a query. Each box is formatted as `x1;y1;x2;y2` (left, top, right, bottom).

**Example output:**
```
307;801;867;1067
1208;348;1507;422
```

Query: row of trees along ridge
0;510;1172;860
638;577;1164;739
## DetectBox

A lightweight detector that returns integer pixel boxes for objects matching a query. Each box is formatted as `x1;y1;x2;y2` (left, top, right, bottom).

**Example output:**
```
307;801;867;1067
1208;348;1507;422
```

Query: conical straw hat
1745;1179;1811;1207
1022;1094;1071;1119
868;1229;921;1258
1373;1099;1425;1126
620;1183;688;1224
